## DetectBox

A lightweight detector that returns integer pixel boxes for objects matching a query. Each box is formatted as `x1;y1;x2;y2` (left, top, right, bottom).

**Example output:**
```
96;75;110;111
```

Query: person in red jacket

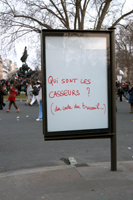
6;85;20;113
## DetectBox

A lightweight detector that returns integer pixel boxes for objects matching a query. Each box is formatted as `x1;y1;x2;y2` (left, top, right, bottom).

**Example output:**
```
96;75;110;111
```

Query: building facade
0;55;17;80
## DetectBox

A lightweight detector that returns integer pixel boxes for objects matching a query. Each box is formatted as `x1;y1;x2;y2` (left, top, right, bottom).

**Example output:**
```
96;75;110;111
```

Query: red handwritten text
82;102;106;114
74;104;81;109
80;79;91;84
51;103;73;115
49;89;80;98
50;103;54;115
48;76;58;86
61;78;78;84
62;104;73;110
50;103;106;115
55;106;62;112
86;87;90;96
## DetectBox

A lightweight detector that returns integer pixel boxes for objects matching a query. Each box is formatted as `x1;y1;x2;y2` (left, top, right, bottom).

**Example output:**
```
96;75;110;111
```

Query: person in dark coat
0;84;5;110
128;83;133;113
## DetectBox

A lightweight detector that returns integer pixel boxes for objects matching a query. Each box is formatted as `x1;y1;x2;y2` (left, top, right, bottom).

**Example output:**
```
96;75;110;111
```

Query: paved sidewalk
0;161;133;200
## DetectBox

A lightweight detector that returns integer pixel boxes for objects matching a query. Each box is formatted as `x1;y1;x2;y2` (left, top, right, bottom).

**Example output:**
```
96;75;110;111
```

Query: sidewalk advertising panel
42;30;112;140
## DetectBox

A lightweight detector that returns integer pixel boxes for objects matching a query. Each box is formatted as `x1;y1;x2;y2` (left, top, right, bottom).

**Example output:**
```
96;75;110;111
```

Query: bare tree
116;21;133;81
0;0;133;67
0;0;133;38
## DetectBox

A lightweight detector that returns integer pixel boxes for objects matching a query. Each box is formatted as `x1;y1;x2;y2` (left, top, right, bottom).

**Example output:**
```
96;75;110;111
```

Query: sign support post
109;28;117;171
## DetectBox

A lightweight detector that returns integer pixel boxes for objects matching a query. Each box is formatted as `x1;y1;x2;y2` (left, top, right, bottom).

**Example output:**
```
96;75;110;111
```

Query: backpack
33;86;39;96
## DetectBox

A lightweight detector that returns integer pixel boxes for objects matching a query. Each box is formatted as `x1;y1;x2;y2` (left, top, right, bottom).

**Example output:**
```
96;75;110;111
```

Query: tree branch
50;0;67;28
61;0;70;29
96;0;112;30
42;6;66;27
111;10;133;28
94;1;105;29
80;0;90;29
13;14;52;29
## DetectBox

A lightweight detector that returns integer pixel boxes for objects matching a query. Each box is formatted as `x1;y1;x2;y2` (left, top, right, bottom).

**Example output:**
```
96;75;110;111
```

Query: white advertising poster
45;36;109;132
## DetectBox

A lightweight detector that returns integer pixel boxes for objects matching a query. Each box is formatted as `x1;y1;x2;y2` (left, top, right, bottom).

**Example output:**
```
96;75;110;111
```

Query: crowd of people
116;81;133;113
116;81;130;102
0;77;42;121
1;78;133;117
0;77;34;94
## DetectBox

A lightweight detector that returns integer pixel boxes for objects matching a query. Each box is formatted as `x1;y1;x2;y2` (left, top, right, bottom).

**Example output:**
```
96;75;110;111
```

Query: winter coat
8;88;17;101
0;90;4;104
129;88;133;104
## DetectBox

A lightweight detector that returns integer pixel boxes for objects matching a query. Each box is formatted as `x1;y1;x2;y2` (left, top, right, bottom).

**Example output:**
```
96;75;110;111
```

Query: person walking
25;81;32;105
128;83;133;113
6;85;20;113
30;81;40;106
124;82;130;102
121;83;127;101
36;83;42;121
116;81;122;101
0;84;6;110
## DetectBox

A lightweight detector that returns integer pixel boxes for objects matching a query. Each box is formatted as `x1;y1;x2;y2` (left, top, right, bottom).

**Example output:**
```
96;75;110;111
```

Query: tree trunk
127;67;131;82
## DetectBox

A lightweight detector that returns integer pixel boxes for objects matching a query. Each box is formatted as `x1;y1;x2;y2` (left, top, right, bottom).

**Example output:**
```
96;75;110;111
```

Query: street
0;99;133;173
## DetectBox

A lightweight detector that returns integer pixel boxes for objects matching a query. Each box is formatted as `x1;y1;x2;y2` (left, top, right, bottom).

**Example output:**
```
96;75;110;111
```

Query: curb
0;165;73;178
0;161;133;178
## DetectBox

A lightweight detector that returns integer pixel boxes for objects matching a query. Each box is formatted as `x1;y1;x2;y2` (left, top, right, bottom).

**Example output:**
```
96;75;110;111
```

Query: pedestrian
23;78;27;94
30;81;40;106
116;81;121;101
7;82;10;93
124;81;130;101
36;82;42;121
6;85;20;113
128;83;133;113
121;83;127;101
116;83;126;102
0;84;6;110
25;81;32;105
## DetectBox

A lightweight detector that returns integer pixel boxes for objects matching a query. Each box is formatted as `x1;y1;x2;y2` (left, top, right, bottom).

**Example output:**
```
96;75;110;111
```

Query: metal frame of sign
41;29;117;171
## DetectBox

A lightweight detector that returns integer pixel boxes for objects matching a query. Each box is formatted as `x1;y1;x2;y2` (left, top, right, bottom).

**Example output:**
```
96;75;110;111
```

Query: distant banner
15;73;18;79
